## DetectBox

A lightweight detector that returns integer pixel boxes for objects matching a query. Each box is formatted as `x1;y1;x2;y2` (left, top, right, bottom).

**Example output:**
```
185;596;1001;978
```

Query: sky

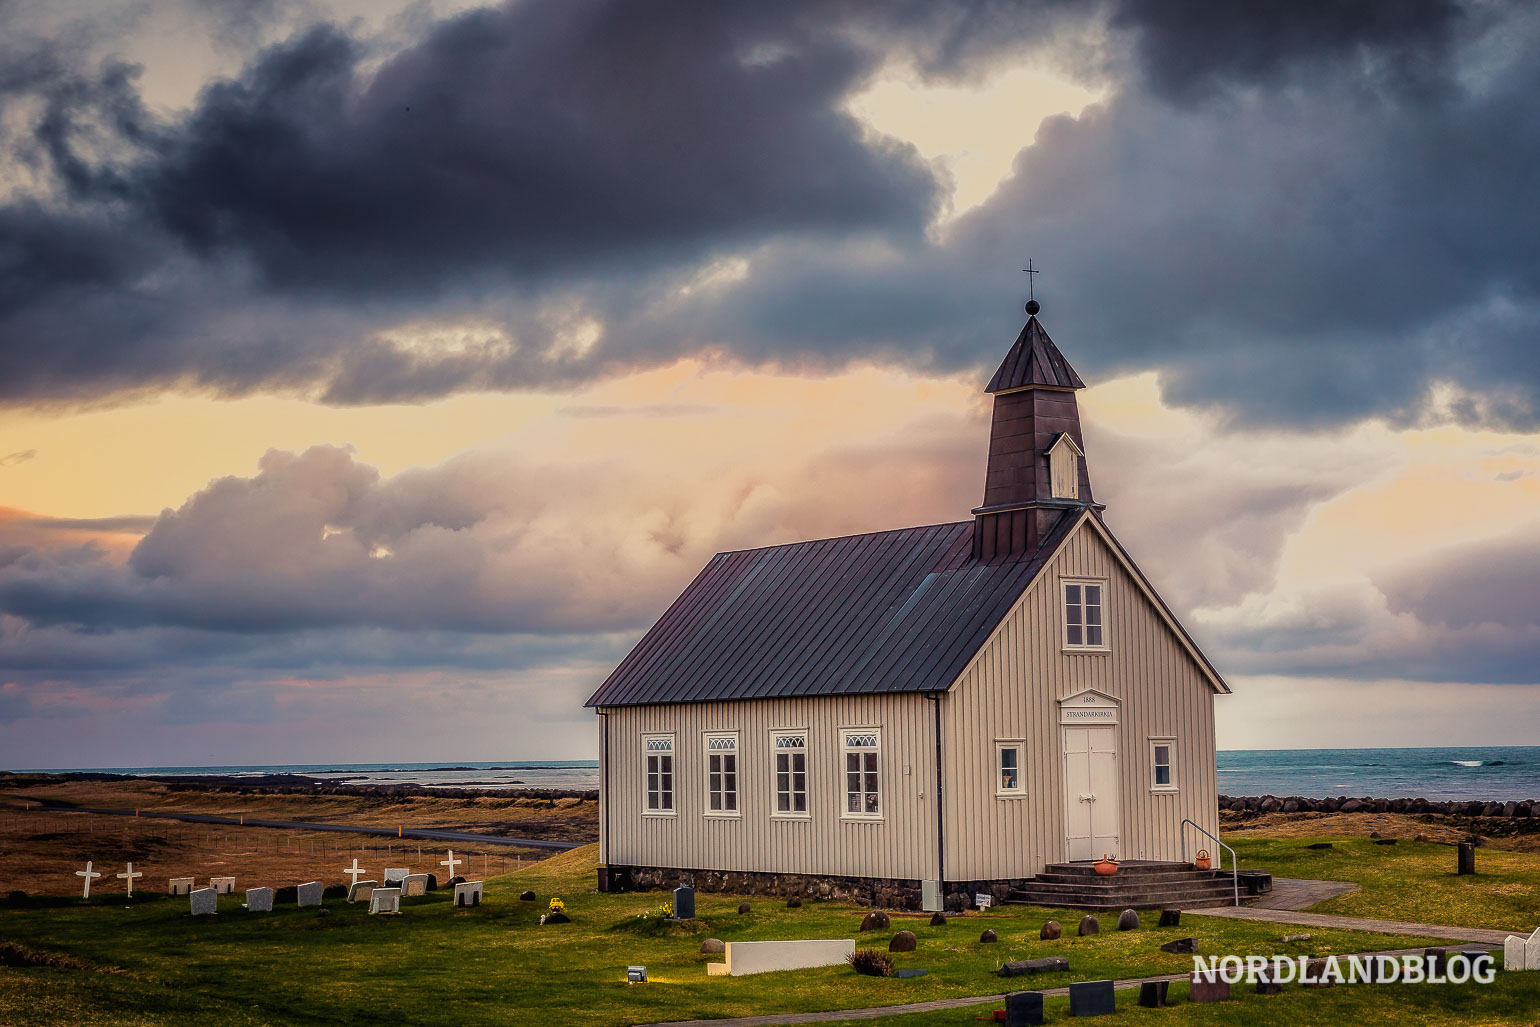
2;0;1539;768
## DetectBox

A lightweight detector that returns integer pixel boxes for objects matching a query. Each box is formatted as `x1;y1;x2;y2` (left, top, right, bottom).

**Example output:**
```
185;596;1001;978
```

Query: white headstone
369;887;401;915
190;887;218;915
453;880;483;907
245;887;274;912
296;881;323;907
75;861;102;899
1526;926;1540;970
209;876;236;895
384;867;410;885
116;863;143;897
169;877;195;896
401;874;429;898
1505;935;1528;971
439;850;463;879
342;858;369;888
348;880;378;903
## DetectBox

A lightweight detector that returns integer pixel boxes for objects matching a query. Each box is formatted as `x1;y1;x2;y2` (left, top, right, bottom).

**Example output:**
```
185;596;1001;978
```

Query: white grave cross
439;850;462;878
116;862;143;897
76;861;103;898
343;858;369;888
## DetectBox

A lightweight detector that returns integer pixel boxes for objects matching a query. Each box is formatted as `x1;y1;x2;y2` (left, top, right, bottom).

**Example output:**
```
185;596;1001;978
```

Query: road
2;801;581;851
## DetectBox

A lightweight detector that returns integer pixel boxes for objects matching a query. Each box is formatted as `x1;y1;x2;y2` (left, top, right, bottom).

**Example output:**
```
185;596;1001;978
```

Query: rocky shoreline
1220;793;1540;841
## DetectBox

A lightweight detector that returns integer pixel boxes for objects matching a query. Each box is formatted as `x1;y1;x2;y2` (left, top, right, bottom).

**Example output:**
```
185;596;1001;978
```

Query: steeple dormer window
1047;434;1083;501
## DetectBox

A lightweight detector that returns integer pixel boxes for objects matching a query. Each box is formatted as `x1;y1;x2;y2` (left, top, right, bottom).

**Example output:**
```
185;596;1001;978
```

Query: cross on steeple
1021;259;1041;313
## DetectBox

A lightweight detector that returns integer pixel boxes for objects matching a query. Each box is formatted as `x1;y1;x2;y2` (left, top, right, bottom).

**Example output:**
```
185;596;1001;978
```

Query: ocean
18;746;1540;800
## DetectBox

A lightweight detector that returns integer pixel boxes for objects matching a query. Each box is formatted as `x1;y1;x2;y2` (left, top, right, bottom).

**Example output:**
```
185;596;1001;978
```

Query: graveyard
2;836;1538;1026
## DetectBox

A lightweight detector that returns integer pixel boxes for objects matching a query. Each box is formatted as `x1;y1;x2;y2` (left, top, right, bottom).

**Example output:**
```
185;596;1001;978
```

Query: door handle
1080;794;1094;802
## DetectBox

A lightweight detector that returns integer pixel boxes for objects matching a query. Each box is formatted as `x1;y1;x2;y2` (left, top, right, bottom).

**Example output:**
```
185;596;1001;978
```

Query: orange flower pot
1094;855;1119;876
1194;849;1212;871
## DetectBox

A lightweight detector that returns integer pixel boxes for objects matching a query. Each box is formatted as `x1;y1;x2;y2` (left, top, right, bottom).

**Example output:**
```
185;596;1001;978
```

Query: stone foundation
603;865;1033;912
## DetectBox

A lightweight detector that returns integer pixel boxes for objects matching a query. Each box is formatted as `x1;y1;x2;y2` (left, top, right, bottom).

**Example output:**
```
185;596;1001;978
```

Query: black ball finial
1025;299;1040;316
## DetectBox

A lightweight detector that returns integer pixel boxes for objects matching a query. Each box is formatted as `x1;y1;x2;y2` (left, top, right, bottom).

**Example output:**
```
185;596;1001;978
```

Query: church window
772;731;809;817
704;733;739;815
996;741;1025;796
1151;737;1176;791
842;730;881;819
1062;580;1106;649
643;734;675;814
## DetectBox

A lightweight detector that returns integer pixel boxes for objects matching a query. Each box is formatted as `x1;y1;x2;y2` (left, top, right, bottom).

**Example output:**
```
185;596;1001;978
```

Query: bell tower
972;298;1100;561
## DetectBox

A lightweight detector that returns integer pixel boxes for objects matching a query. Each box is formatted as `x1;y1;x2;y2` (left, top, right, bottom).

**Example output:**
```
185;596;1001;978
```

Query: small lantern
626;966;648;984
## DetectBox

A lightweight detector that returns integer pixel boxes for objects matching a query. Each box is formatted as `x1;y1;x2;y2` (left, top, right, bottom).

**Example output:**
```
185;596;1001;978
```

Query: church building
586;298;1230;910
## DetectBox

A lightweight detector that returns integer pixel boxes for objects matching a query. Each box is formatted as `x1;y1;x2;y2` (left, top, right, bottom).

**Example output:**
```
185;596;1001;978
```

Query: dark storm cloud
1;0;1537;427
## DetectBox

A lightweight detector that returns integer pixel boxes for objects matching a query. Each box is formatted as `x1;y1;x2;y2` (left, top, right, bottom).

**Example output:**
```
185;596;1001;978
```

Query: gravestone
889;930;917;952
672;884;695;920
699;938;725;954
1040;920;1062;940
1160;937;1197;954
859;911;890;931
1458;841;1476;875
738;902;751;914
244;887;273;912
1158;909;1181;927
520;890;536;901
169;877;195;896
1306;842;1333;850
1302;959;1336;987
1077;915;1099;936
454;880;483;907
296;881;323;908
894;968;927;979
369;887;402;915
1004;991;1044;1027
1068;979;1116;1017
1117;909;1139;931
75;862;102;899
401;874;429;898
979;929;998;943
999;957;1069;976
1138;980;1169;1007
1450;949;1495;977
439;850;463;880
190;887;218;916
1189;970;1230;1002
1255;968;1283;994
347;880;378;903
929;912;946;926
384;868;409;886
1424;947;1449;975
209;877;236;895
342;859;369;889
116;863;143;898
1526;927;1540;969
786;896;802;908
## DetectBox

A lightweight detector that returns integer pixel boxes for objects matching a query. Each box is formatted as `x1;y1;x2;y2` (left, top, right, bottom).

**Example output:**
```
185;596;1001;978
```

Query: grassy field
1228;835;1540;931
0;841;1487;1027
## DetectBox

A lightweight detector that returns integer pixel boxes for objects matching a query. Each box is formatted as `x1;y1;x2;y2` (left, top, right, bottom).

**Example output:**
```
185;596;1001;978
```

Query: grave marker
454;880;484;907
1137;981;1169;1007
384;867;409;886
1189;969;1230;1002
296;881;323;907
245;887;274;912
169;877;195;896
116;863;143;897
440;850;463;879
672;884;695;920
1068;979;1115;1017
401;874;429;898
347;880;378;903
190;887;218;916
342;858;369;889
1005;991;1044;1027
209;876;236;895
369;887;402;915
75;862;102;899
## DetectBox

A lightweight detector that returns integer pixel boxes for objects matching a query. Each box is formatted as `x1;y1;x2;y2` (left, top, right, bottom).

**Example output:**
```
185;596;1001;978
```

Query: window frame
1149;735;1177;793
641;733;677;817
840;727;883;822
1061;578;1110;652
769;729;811;820
995;739;1026;798
702;731;741;819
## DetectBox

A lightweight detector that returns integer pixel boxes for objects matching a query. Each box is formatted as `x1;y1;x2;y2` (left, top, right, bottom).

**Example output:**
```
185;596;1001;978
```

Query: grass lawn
0;842;1463;1027
1226;834;1540;931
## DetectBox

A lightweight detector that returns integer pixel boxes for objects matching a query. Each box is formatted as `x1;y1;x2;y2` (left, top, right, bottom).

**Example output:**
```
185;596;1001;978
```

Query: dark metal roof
985;316;1086;393
585;514;1080;708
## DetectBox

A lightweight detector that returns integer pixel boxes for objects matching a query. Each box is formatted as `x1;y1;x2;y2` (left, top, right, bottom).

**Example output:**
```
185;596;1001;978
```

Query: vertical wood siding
941;520;1221;881
599;694;939;880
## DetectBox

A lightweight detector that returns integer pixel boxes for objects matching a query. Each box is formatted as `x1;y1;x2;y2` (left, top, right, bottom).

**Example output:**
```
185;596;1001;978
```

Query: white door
1062;726;1121;862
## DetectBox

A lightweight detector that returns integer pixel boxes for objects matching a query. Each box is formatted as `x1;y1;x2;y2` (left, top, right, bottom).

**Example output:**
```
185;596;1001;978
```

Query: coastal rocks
1340;799;1365;813
1040;920;1062;940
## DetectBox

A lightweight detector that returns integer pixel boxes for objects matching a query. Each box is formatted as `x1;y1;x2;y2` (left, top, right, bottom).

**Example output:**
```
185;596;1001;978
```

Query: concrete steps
1005;861;1245;911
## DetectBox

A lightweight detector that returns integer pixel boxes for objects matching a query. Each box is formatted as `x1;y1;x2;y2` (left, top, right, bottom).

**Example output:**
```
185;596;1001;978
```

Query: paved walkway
1181;904;1516;945
641;945;1468;1027
1247;877;1359;910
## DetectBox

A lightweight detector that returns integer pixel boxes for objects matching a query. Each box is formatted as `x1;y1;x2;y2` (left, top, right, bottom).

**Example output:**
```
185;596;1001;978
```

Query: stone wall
1218;794;1540;840
605;865;1034;912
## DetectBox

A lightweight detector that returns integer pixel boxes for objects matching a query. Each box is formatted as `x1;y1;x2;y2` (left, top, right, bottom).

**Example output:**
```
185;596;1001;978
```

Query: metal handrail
1180;818;1240;906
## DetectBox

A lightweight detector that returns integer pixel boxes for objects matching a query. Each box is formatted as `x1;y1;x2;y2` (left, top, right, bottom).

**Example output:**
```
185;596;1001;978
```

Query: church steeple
972;301;1099;562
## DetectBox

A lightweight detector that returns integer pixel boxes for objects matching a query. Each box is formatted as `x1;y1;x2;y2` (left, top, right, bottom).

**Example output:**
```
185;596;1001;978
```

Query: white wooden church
586;298;1233;910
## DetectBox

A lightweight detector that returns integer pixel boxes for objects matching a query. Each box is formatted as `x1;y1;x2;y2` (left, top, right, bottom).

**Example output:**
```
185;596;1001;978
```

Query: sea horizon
9;745;1540;800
